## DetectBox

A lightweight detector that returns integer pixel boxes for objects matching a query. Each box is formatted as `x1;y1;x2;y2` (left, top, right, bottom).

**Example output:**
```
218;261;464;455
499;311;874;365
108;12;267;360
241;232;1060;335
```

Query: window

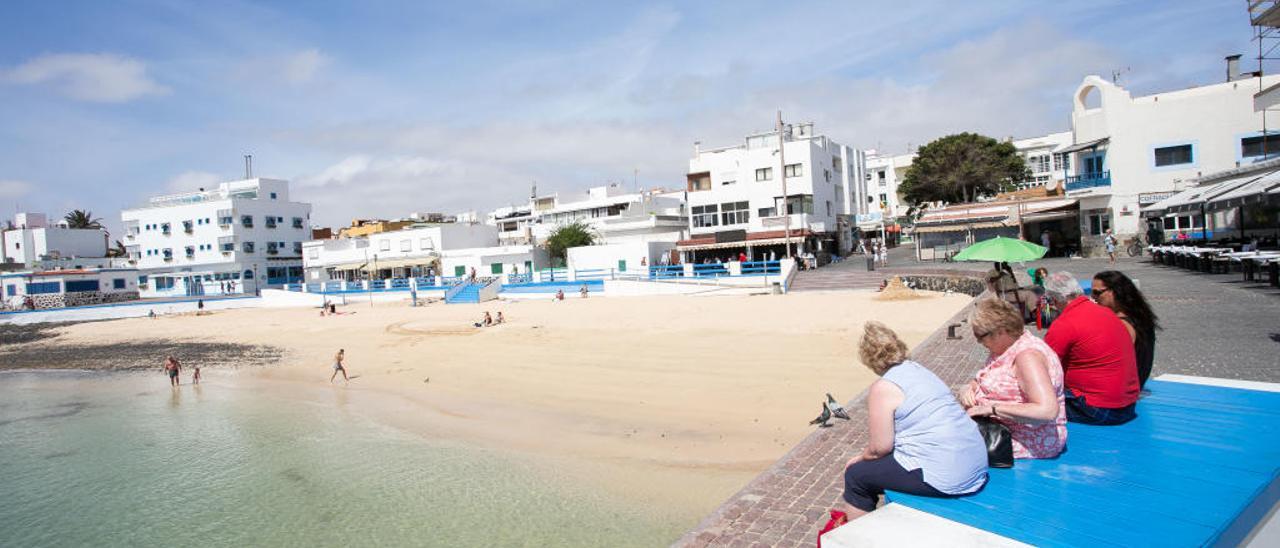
185;246;195;257
293;242;302;254
161;223;171;235
491;263;504;275
877;171;886;186
113;278;126;290
454;265;466;277
27;281;61;294
266;216;277;228
784;163;803;178
832;156;842;172
879;193;888;206
1028;155;1051;173
241;215;254;228
1154;144;1193;167
5;284;14;296
379;239;391;251
720;201;749;225
758;207;776;218
292;217;304;229
776;195;813;215
266;242;278;255
1163;217;1176;230
65;280;98;293
1086;211;1111;236
1241;134;1280;158
400;239;411;252
242;242;255;253
219;215;233;226
826;201;832;216
692;205;719;228
270;192;278;199
1191;215;1205;228
183;220;194;233
688;174;711;191
308;248;319;259
755;167;773;181
221;242;234;253
1053;153;1071;172
162;248;173;259
721;179;736;186
419;238;434;250
824;169;831;182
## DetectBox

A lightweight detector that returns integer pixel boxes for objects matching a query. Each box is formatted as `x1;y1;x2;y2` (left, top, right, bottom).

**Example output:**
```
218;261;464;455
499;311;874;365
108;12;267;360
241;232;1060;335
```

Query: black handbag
973;416;1014;468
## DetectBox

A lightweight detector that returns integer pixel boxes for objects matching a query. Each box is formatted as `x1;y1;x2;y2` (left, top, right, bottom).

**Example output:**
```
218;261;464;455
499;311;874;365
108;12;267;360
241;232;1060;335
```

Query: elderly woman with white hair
842;321;988;519
1041;271;1139;425
960;298;1066;459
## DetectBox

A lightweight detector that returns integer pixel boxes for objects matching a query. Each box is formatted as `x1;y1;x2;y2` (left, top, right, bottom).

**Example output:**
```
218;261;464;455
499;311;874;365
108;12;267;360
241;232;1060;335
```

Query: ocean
0;370;684;547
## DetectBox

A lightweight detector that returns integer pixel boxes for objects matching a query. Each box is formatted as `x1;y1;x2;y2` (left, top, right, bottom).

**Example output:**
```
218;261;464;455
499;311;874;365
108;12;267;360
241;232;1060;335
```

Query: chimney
693;141;701;156
1227;54;1242;82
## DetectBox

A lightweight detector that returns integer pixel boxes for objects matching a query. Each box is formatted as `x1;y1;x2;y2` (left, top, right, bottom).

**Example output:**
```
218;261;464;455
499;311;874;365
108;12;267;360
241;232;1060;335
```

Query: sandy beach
1;291;969;519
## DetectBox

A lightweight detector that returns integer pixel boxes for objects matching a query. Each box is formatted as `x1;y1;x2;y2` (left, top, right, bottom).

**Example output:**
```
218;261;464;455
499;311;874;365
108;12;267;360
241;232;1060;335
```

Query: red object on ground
1044;296;1139;408
816;509;848;547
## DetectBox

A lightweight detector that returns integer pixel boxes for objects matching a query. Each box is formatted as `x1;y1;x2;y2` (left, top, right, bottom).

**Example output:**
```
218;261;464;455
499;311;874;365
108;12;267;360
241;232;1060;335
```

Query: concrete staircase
444;282;482;304
788;261;888;292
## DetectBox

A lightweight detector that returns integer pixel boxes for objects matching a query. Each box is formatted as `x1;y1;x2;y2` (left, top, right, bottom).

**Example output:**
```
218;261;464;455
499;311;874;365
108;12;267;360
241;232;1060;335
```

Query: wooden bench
880;378;1280;547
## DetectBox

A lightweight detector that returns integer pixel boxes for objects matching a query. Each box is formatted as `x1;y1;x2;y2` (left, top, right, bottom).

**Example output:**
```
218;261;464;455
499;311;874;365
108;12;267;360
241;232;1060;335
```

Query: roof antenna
1111;67;1130;85
244;154;253;179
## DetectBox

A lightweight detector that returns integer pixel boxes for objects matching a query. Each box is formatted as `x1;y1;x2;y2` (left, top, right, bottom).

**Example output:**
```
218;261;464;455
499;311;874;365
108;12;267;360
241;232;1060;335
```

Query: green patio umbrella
952;236;1047;263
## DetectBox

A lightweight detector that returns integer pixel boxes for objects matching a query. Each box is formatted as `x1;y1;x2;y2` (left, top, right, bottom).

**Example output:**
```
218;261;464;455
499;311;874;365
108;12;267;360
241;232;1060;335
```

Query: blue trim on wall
0;295;259;316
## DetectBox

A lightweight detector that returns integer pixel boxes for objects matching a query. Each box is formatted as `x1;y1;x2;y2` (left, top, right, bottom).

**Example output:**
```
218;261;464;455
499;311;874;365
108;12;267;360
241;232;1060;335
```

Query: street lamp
252;263;260;296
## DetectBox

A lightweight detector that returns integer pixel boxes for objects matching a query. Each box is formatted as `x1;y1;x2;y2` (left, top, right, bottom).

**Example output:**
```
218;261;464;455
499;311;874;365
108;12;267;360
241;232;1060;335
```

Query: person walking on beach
164;356;181;387
330;349;349;384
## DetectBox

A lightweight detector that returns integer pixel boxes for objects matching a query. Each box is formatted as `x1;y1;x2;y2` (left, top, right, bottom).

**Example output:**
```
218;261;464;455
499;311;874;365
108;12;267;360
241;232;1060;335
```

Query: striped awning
911;221;1011;234
677;236;798;251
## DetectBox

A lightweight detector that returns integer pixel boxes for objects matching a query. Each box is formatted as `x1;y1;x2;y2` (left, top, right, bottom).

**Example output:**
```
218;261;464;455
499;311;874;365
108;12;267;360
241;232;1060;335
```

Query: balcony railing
1066;170;1111;192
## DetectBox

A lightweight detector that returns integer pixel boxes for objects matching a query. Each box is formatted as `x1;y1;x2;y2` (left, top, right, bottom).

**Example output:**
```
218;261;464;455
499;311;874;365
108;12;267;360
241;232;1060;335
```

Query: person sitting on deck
1043;271;1139;425
1091;271;1159;388
841;321;988;520
960;299;1067;459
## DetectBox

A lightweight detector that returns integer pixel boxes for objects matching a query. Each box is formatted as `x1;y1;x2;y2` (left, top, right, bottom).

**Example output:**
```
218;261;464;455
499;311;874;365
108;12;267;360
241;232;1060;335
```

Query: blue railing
326;281;344;291
368;280;386;290
573;268;612;280
389;278;411;289
305;283;321;292
1065;170;1111;191
648;265;684;279
740;260;782;275
507;273;533;284
414;276;436;288
345;281;363;291
441;276;466;286
692;263;730;278
537;268;569;282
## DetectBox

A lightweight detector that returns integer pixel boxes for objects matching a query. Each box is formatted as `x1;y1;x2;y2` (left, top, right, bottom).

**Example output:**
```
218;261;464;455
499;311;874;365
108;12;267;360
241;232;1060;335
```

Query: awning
912;221;1012;234
677;236;798;251
1142;177;1261;216
327;261;368;271
363;256;437;271
1019;210;1078;223
1057;137;1110;155
1205;169;1280;210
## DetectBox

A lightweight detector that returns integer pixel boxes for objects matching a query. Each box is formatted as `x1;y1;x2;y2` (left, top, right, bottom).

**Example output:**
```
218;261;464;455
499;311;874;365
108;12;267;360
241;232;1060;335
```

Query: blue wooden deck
888;379;1280;547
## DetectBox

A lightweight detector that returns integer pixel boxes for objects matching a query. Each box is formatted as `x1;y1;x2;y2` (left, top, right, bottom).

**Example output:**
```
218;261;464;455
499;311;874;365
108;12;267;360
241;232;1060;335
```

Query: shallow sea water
0;371;684;547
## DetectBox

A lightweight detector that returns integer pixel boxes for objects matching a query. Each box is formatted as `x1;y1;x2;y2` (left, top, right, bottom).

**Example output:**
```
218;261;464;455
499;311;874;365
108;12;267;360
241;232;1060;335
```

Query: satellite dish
1045;179;1059;191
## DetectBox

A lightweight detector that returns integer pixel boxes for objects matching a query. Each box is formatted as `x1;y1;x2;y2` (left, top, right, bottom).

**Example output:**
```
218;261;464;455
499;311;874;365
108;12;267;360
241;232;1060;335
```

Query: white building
489;184;687;248
1065;63;1280;253
2;212;109;267
680;122;866;260
1012;131;1075;191
862;151;915;222
303;222;549;281
121;178;312;296
2;268;140;310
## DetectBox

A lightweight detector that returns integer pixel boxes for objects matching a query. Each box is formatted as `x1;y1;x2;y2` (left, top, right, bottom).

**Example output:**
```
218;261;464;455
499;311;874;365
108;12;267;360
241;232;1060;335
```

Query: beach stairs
824;377;1280;547
444;279;499;304
789;260;885;291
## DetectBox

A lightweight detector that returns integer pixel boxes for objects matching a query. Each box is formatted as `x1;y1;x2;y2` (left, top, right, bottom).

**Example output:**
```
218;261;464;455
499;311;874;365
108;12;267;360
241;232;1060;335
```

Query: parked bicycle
1126;236;1146;257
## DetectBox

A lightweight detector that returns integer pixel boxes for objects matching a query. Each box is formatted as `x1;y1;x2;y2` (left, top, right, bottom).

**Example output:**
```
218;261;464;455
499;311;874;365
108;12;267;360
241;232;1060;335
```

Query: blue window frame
5;284;15;296
27;281;61;294
65;280;99;293
113;278;126;289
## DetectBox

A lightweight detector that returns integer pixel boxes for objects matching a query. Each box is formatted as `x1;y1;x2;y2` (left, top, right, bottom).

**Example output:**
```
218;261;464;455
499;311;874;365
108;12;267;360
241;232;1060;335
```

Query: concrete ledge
820;503;1030;548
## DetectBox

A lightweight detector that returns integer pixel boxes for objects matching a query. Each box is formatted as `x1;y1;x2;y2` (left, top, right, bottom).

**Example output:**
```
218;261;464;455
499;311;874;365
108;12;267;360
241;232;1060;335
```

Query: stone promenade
676;254;1280;547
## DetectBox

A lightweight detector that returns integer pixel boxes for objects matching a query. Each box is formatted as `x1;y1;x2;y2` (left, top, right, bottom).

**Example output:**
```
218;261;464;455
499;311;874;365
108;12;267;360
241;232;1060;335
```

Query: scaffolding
1248;1;1280;157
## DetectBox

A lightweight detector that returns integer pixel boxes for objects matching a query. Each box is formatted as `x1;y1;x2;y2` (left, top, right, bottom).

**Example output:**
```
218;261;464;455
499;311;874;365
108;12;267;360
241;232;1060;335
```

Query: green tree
64;209;103;229
107;240;128;257
899;133;1029;205
544;222;596;266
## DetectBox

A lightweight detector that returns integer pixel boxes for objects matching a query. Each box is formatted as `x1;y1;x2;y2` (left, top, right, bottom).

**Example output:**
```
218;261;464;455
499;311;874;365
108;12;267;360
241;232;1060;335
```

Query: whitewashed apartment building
1065;60;1280;253
489;184;687;246
303;222;550;282
680;122;867;260
121;178;312;296
2;212;109;267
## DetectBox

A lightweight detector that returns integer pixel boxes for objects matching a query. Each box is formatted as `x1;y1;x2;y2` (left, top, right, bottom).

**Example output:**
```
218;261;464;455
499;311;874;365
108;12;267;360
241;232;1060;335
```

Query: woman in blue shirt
842;321;989;518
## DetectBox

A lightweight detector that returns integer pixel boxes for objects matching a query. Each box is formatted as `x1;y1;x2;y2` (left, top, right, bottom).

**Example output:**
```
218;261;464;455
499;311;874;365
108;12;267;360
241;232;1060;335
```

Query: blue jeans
1064;388;1136;425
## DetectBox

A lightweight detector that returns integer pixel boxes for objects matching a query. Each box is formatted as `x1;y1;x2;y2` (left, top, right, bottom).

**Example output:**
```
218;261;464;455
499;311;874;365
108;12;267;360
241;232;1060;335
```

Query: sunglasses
1092;287;1110;297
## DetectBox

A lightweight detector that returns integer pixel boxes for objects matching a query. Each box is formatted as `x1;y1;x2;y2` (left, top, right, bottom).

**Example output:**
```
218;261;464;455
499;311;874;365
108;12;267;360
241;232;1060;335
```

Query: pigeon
809;404;832;427
826;393;851;420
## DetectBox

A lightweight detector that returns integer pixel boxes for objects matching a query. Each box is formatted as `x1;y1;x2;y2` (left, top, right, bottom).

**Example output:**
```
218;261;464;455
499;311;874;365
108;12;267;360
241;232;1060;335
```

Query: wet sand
1;291;970;519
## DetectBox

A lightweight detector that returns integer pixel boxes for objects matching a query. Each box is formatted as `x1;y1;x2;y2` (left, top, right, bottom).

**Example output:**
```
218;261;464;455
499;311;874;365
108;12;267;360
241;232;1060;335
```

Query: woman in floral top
960;298;1067;459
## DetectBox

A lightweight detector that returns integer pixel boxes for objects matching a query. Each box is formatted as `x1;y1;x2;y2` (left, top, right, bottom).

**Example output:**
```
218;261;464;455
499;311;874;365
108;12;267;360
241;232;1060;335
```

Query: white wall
2;227;107;266
566;241;674;274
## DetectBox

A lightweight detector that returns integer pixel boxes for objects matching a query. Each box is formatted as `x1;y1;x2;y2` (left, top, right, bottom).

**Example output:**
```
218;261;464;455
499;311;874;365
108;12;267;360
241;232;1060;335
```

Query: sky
0;0;1261;236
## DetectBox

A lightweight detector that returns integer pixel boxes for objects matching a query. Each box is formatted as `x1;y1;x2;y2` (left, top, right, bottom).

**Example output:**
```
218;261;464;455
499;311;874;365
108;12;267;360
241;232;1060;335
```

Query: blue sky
0;0;1259;235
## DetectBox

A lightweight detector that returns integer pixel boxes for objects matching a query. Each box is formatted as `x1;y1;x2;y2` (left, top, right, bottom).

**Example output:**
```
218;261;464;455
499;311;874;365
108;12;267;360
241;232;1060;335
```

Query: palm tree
107;240;128;258
64;209;103;229
545;222;597;267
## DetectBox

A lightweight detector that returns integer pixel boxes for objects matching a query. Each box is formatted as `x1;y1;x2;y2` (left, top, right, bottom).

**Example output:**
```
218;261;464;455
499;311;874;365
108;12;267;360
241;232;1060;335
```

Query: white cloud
0;180;33;199
236;49;330;86
2;53;168;102
164;171;223;192
295;155;480;226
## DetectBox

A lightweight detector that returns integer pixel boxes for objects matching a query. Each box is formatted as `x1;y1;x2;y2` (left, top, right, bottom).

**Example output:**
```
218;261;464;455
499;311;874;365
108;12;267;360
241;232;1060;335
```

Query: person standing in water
330;349;349;384
164;356;181;387
192;363;201;384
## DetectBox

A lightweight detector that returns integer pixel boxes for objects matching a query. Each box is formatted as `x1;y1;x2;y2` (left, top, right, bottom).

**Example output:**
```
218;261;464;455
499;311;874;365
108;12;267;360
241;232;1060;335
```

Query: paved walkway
677;253;1280;547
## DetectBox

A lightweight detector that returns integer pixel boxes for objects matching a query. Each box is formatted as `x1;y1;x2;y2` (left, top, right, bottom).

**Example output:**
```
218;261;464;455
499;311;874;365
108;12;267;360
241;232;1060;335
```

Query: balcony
1066;170;1111;192
760;213;811;229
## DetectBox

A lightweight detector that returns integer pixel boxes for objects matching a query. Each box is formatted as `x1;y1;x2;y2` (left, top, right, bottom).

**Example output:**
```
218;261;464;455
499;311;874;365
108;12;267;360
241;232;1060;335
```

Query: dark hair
1093;271;1160;332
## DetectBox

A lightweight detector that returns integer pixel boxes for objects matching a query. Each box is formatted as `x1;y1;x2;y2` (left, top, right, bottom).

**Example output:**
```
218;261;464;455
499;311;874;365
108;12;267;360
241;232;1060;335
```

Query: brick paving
676;252;1280;547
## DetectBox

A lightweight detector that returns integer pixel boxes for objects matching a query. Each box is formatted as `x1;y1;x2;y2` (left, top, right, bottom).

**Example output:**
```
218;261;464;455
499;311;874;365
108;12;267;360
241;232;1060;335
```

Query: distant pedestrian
149;309;156;319
1104;229;1117;265
738;252;747;263
580;284;589;298
555;289;565;301
192;363;201;384
330;349;349;383
197;299;205;313
164;356;181;387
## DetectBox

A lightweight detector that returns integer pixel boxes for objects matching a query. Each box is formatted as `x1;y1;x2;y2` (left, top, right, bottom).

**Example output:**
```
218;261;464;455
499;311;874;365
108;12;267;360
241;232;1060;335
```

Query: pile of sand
875;276;930;301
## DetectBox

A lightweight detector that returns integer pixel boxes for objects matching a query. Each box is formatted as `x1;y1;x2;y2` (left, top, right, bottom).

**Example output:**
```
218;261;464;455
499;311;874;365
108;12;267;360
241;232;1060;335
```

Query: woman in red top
1041;271;1139;425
